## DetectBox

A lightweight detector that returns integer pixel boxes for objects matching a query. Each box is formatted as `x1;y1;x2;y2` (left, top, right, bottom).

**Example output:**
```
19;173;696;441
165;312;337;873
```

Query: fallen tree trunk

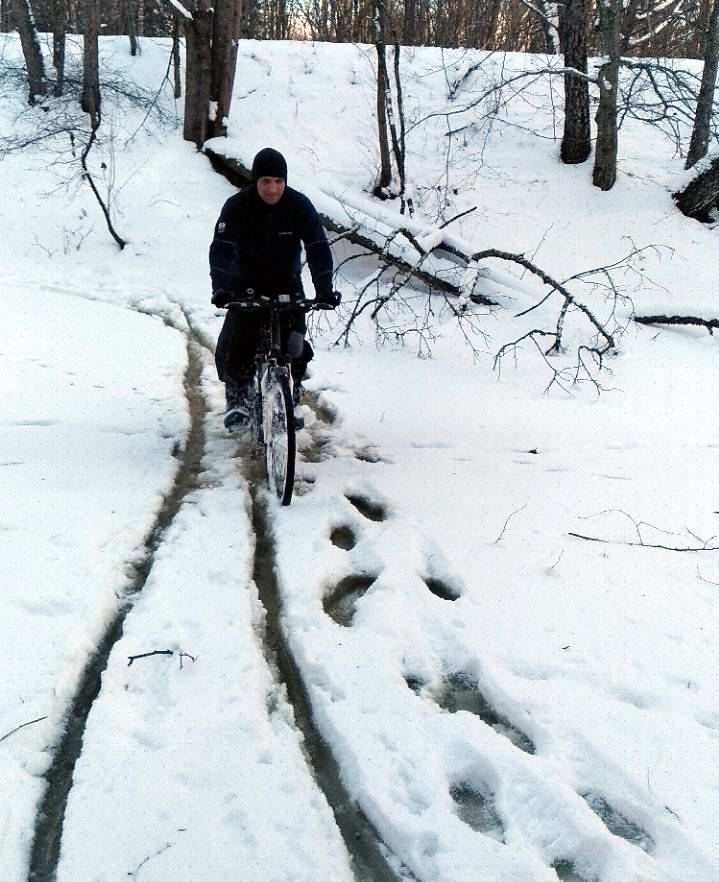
673;157;719;221
204;146;496;303
203;144;624;383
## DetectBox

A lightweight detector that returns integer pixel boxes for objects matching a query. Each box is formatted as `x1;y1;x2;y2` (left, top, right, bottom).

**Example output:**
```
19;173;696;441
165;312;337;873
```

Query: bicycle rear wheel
262;369;296;505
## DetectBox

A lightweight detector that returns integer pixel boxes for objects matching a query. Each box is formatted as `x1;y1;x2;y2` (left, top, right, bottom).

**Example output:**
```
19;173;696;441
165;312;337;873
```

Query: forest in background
0;0;714;57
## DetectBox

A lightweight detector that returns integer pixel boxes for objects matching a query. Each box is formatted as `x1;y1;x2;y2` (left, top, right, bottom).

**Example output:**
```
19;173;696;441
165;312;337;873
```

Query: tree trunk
686;0;719;169
593;0;623;190
403;0;416;45
240;0;257;37
11;0;46;104
52;0;66;95
1;0;12;32
172;13;182;99
127;0;138;55
674;156;719;220
207;0;241;139
373;0;392;195
536;0;560;53
183;1;213;146
560;0;590;164
81;0;101;125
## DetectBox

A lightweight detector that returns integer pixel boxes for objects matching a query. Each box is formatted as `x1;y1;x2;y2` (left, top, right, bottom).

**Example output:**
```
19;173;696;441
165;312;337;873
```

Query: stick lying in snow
634;314;719;335
0;715;48;745
569;532;719;552
127;649;196;667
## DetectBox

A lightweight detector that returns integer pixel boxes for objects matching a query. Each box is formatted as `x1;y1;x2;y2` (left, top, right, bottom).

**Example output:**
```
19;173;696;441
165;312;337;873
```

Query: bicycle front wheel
262;369;296;505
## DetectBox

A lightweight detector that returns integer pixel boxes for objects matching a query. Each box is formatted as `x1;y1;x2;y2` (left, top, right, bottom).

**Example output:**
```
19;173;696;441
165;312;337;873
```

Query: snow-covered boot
224;382;250;431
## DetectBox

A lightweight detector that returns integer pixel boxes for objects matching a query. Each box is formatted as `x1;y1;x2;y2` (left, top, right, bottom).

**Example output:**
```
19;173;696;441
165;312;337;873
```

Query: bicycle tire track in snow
184;306;408;879
27;338;207;882
24;296;403;881
250;491;406;882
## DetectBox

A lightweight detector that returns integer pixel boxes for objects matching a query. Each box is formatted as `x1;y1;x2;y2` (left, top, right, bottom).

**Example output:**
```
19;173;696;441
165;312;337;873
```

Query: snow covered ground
1;33;718;882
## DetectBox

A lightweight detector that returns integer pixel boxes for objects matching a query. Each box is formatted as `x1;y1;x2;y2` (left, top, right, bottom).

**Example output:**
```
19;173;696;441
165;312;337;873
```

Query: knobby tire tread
264;370;296;505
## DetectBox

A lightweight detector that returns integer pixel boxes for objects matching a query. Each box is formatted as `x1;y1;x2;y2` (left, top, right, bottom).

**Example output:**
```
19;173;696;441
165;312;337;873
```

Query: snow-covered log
204;145;498;303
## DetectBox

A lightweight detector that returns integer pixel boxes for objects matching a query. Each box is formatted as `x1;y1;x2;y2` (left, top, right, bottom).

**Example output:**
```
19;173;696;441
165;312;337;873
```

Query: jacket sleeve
299;197;333;294
209;199;237;293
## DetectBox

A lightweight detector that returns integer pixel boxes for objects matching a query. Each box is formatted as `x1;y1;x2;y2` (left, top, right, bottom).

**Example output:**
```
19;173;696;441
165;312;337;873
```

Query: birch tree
11;0;46;104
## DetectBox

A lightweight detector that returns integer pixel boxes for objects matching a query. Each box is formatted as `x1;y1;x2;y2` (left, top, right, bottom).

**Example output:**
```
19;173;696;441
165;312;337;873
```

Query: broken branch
0;715;48;745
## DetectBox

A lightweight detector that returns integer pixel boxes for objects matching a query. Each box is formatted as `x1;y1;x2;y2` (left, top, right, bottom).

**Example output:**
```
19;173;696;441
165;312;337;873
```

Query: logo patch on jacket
278;231;293;237
218;222;226;233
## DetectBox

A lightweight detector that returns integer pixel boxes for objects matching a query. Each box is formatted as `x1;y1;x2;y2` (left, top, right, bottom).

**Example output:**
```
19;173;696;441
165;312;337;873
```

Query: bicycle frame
227;294;319;504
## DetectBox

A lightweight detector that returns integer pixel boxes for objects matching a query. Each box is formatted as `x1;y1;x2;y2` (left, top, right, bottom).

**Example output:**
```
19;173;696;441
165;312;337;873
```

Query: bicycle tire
262;369;296;505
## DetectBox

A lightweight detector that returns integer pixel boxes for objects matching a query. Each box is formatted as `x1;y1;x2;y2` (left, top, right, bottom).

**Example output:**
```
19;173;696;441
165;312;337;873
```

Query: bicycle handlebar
227;295;332;312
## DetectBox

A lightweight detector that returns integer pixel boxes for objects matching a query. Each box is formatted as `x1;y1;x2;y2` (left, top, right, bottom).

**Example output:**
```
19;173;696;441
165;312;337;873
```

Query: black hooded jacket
209;185;333;296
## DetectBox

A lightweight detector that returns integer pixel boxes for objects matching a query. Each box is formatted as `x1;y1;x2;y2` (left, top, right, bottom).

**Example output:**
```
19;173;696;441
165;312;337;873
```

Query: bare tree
183;0;213;145
11;0;46;104
240;0;258;37
401;0;413;44
533;0;561;52
81;0;101;124
127;0;139;55
51;0;66;95
685;0;719;168
172;12;181;98
561;0;590;163
207;0;242;139
373;0;392;195
593;0;624;190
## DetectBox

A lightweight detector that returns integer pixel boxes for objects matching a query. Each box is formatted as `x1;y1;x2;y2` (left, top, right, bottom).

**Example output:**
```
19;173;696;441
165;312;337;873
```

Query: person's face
256;176;286;205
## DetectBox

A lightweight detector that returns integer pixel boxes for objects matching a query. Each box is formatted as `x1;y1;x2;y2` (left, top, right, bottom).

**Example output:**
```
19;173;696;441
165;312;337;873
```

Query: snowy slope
1;33;717;882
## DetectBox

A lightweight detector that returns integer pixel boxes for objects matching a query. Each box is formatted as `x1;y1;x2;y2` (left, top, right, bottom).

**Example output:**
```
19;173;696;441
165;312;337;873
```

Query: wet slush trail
25;312;404;881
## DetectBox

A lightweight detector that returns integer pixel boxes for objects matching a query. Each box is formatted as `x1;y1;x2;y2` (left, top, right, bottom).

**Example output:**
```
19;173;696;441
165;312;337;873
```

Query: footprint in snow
323;574;377;626
410;671;536;755
450;781;505;841
330;525;358;551
301;436;335;463
345;493;387;522
422;575;461;602
581;792;655;853
553;860;589;881
353;445;385;464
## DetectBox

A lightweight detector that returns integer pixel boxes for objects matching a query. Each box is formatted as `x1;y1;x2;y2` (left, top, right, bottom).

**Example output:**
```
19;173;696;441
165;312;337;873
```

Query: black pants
215;307;313;386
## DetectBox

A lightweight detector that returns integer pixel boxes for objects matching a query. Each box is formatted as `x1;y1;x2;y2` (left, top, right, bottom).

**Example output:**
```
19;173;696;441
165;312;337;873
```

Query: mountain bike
227;294;328;506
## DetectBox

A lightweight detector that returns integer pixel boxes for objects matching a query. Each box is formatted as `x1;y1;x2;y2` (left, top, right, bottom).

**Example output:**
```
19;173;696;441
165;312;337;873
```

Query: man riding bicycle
210;147;340;430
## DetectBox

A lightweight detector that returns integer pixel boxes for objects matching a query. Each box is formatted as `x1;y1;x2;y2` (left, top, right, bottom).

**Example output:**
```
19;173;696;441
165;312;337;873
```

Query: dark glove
211;288;232;308
315;289;341;310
